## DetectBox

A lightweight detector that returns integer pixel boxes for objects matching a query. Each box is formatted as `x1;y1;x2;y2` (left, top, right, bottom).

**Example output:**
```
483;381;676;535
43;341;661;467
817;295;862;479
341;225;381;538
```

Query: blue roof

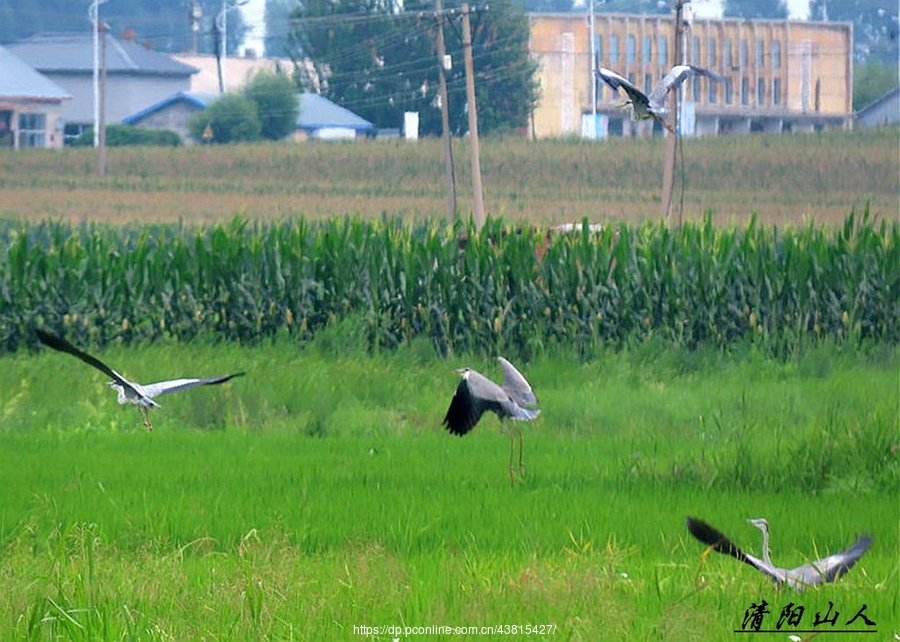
297;93;373;131
0;44;71;101
121;91;217;124
8;33;197;77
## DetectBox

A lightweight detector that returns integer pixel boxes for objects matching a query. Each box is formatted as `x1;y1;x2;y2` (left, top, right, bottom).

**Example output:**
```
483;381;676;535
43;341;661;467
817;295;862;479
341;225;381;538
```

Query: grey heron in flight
36;329;244;430
594;65;725;133
686;516;872;591
443;357;540;481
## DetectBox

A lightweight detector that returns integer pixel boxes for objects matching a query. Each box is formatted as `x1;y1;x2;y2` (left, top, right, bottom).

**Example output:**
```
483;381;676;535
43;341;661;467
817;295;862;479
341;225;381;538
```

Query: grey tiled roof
7;33;197;77
297;93;373;130
0;44;71;101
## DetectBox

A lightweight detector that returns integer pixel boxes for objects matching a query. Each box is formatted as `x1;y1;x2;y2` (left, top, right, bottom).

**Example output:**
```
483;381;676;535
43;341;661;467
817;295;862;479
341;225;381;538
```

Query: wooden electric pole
660;1;684;225
461;3;485;230
434;0;457;220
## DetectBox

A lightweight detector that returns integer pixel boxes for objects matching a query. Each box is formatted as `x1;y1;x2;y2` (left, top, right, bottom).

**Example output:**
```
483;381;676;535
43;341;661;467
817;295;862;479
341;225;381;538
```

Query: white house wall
40;73;193;126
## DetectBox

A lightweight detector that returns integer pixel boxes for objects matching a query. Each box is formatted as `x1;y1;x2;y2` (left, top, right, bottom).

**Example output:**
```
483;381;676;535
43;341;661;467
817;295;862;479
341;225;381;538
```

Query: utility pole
589;0;597;139
434;0;457;220
98;19;107;176
461;3;485;230
89;0;108;150
660;0;684;225
215;3;226;93
215;1;248;93
189;1;202;54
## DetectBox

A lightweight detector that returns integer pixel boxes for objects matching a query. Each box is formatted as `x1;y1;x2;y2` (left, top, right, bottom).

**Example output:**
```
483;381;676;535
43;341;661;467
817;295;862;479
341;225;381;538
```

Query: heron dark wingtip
442;379;478;436
215;371;246;384
36;328;123;382
686;516;754;565
35;328;69;351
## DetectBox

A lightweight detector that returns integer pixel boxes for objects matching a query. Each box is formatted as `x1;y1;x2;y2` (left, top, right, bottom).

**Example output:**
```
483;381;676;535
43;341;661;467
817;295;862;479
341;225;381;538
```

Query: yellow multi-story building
529;12;853;138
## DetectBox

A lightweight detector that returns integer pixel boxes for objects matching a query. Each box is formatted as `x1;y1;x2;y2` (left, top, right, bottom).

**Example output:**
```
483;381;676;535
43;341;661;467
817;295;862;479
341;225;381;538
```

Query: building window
772;40;782;68
644;73;653;95
725;78;733;104
0;110;12;148
658;36;667;67
692;77;700;102
593;35;602;66
773;78;782;104
709;79;717;104
755;39;764;66
723;39;732;69
691;36;700;64
643;35;652;63
627;34;636;64
741;77;749;105
740;40;748;67
18;113;46;148
757;78;766;105
608;118;624;137
610;35;619;63
708;38;716;68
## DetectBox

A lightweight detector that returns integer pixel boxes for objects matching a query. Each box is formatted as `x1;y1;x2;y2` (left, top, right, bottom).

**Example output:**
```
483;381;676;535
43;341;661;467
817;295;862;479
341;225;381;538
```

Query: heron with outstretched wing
686;516;872;591
36;329;244;430
595;65;725;133
443;357;540;481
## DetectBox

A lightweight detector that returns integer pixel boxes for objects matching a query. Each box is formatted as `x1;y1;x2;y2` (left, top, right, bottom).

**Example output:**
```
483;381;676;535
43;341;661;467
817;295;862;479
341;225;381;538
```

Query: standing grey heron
594;65;725;133
36;329;245;430
686;516;872;591
442;357;540;481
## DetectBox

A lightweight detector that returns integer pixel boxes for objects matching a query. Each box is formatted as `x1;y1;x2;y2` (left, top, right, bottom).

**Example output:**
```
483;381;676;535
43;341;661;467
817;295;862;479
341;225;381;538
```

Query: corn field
2;212;897;357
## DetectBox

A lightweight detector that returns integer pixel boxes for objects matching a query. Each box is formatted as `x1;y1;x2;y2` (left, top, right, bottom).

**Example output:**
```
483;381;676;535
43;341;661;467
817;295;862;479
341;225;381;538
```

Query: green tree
265;0;295;57
584;0;667;14
853;60;899;110
461;0;541;135
810;0;899;64
724;0;788;18
188;93;262;144
0;0;247;55
286;0;539;136
243;70;299;140
71;125;181;147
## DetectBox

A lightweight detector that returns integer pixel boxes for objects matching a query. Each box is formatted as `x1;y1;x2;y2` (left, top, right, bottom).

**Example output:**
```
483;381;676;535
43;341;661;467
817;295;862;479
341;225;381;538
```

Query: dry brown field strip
0;129;895;226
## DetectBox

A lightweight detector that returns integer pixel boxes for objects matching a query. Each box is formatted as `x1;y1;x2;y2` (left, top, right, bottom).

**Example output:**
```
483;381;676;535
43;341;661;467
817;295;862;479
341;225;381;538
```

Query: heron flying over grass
443;357;540;481
595;65;725;133
686;516;872;591
36;329;245;430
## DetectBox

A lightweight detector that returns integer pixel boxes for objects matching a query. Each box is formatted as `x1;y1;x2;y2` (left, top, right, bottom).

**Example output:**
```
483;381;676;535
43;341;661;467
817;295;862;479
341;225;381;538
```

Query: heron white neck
759;524;772;566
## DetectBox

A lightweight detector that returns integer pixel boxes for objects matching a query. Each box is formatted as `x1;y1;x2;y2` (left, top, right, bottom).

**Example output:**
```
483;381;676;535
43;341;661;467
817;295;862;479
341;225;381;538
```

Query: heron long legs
139;406;153;431
505;423;526;482
656;115;676;134
508;433;516;482
517;426;525;478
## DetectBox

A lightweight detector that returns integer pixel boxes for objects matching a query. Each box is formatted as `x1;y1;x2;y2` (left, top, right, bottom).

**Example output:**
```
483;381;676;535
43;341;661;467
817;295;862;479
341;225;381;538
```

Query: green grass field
1;131;897;639
1;340;896;640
